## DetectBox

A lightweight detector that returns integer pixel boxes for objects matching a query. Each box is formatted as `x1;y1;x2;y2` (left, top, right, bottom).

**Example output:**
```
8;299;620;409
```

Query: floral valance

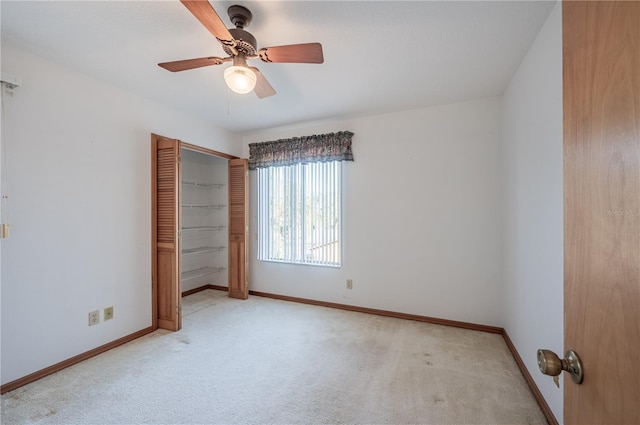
248;131;354;170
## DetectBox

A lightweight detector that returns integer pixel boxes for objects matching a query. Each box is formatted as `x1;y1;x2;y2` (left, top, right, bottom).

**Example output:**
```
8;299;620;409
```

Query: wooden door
563;2;639;424
151;134;182;331
228;158;249;299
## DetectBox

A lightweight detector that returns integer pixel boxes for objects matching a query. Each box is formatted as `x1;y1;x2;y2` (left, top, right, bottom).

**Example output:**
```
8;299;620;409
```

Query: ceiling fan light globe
224;66;257;94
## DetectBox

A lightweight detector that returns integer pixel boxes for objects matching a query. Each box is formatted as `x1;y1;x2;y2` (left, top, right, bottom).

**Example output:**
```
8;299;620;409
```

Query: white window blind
257;161;341;267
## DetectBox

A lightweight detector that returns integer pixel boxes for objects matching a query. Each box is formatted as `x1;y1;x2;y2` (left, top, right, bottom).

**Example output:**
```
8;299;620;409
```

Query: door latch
537;349;584;386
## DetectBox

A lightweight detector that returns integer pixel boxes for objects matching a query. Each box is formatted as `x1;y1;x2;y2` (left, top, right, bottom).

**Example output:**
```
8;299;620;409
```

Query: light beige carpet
1;290;547;424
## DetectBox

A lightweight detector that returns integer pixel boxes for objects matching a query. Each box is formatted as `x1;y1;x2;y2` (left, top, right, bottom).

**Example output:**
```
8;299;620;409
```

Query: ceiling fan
159;1;324;99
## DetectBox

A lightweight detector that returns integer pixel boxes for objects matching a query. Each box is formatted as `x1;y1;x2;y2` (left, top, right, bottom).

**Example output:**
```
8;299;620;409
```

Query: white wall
0;43;240;385
502;3;563;421
243;97;503;326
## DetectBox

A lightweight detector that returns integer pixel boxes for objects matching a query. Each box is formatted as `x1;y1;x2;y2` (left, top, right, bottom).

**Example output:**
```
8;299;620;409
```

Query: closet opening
181;149;229;295
151;134;248;331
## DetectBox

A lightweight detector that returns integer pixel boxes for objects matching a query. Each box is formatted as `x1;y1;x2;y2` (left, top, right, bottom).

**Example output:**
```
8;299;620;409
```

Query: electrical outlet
346;279;353;289
104;306;114;321
88;310;100;326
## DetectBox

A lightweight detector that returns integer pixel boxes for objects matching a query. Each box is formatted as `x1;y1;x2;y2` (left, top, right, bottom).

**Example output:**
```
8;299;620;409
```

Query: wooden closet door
152;135;182;330
563;1;639;423
228;158;249;299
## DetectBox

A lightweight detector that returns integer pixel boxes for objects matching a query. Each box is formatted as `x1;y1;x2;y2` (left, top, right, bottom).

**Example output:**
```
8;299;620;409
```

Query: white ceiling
1;1;555;134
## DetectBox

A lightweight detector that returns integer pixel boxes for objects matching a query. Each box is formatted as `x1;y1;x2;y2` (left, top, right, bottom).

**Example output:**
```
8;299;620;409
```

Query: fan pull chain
226;87;231;115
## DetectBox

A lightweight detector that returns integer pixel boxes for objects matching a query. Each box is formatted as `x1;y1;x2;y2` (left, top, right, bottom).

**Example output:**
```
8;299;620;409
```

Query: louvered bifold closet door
228;158;249;299
153;136;182;330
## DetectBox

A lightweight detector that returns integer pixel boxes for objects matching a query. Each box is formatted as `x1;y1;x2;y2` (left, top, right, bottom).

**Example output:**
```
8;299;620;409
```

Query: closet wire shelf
181;176;227;281
182;266;226;280
182;180;225;189
182;225;226;232
182;246;226;255
182;204;226;209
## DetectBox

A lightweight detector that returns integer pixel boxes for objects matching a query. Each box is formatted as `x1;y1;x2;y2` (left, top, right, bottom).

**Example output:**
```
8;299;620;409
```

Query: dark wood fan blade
158;57;225;72
258;43;324;64
180;0;236;49
250;67;276;98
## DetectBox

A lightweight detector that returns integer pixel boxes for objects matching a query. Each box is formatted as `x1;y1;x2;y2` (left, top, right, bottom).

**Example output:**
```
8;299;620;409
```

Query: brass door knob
537;349;584;384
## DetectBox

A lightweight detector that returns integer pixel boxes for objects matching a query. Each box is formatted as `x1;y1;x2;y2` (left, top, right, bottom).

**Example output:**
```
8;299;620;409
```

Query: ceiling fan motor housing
224;5;256;56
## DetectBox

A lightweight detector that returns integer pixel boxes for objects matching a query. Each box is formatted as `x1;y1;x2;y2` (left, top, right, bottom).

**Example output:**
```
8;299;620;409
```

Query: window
257;161;342;267
249;130;353;267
